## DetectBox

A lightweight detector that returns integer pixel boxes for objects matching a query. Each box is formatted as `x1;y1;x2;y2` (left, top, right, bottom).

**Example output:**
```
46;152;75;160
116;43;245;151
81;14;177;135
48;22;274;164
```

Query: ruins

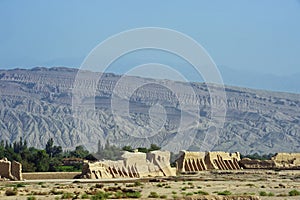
240;152;300;170
176;151;241;172
80;150;176;179
0;158;23;180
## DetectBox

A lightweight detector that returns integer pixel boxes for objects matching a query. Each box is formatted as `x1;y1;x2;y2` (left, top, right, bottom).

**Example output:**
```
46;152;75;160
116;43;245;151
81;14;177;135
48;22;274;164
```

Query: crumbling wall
11;161;23;180
0;158;12;180
147;151;177;176
0;158;22;180
81;150;176;179
176;151;207;172
176;151;241;172
240;158;276;169
205;152;241;170
272;153;300;168
240;153;300;170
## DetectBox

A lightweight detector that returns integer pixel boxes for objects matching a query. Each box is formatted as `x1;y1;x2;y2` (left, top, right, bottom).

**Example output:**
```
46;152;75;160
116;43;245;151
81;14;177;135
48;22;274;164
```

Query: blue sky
0;0;300;92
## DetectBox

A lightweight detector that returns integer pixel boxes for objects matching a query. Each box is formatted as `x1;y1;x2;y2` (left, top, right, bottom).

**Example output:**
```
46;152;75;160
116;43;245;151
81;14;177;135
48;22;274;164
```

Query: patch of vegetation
196;190;209;195
186;192;193;196
134;181;143;187
217;190;232;195
259;191;274;196
16;183;26;187
81;193;89;199
89;191;111;200
148;191;159;198
95;183;104;189
156;183;167;187
160;194;167;198
125;191;142;198
27;196;37;200
289;189;300;196
113;191;124;199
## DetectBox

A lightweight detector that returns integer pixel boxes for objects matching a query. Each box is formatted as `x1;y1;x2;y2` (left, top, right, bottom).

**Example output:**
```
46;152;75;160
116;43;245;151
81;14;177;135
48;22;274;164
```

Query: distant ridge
0;67;299;154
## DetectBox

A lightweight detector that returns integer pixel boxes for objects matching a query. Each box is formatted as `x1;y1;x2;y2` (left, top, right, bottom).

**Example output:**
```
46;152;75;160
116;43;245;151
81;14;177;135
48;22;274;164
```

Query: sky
0;0;300;93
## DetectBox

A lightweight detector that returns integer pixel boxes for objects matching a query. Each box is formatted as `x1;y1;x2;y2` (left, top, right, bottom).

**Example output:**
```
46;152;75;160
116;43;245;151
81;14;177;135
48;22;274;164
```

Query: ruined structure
0;158;22;180
176;151;241;172
240;153;300;170
80;150;176;179
239;158;276;169
272;153;300;168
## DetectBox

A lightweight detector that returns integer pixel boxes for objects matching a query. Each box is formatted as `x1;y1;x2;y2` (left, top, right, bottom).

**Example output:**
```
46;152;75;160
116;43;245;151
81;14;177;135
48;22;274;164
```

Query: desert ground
0;170;299;200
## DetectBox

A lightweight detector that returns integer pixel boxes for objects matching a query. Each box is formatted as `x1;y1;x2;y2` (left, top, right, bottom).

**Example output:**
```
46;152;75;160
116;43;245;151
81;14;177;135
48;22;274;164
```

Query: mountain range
0;67;299;155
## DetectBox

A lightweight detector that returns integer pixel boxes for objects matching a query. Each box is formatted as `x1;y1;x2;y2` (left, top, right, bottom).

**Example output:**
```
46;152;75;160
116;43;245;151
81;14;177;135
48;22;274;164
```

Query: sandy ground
0;170;299;199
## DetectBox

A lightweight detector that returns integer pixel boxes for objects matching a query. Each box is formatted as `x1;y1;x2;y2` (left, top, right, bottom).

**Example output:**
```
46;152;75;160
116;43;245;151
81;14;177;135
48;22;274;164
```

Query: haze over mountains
0;67;299;155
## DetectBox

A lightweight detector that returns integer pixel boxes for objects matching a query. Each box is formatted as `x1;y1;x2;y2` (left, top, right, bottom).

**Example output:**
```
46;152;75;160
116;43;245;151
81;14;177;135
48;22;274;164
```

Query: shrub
259;191;267;196
156;183;163;187
114;191;124;199
27;196;37;200
81;193;89;199
217;190;232;195
125;191;142;198
5;188;18;196
268;192;274;196
61;192;75;199
16;183;26;188
259;191;274;196
90;191;110;200
160;195;167;198
289;189;300;196
197;190;209;195
148;191;159;198
95;183;104;189
134;181;143;187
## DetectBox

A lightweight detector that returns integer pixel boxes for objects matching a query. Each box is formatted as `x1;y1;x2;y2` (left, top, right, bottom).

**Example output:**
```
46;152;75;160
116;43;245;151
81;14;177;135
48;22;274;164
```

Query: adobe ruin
80;150;176;179
0;158;23;181
240;152;300;170
176;151;241;172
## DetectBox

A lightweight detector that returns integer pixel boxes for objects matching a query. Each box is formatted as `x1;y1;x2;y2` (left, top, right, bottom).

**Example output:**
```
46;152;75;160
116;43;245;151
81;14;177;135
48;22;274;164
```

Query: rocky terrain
0;67;299;154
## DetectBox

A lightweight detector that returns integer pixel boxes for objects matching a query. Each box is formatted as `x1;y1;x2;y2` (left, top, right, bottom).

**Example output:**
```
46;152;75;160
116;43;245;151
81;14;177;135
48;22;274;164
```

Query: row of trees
0;138;93;172
241;152;275;160
0;138;163;172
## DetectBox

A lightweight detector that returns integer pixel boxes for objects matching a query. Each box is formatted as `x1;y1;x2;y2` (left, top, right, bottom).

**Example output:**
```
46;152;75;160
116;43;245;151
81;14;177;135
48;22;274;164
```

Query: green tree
70;146;89;159
149;144;161;152
122;145;134;152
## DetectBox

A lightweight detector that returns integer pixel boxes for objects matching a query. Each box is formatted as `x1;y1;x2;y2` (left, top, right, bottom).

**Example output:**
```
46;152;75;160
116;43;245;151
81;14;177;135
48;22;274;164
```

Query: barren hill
0;67;299;154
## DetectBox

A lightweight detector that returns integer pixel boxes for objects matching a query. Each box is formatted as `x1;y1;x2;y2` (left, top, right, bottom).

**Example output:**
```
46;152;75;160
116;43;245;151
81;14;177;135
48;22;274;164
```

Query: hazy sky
0;0;300;91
